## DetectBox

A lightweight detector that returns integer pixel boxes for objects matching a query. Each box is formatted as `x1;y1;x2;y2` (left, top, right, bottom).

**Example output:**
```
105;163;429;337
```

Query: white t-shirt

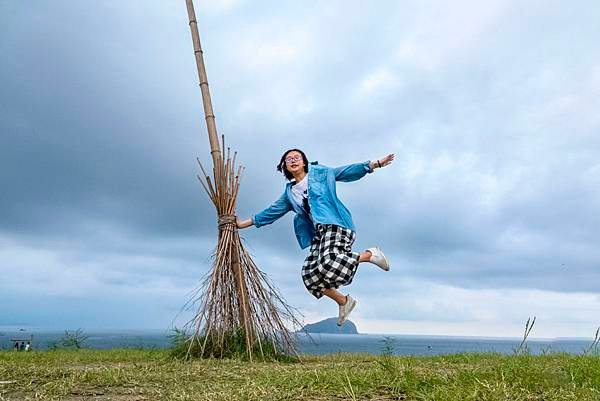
291;173;308;208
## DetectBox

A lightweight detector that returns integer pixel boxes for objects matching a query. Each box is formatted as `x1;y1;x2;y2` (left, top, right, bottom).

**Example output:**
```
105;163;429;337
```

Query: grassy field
1;349;600;400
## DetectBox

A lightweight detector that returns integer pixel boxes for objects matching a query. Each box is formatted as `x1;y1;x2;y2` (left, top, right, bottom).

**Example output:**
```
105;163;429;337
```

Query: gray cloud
2;0;600;334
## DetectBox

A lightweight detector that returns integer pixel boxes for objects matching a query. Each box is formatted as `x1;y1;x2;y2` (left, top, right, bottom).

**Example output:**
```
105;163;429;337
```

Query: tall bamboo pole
185;0;221;166
185;0;253;341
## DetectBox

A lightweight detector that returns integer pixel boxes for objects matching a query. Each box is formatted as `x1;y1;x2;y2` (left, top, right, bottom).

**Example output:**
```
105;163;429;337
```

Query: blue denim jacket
252;160;374;249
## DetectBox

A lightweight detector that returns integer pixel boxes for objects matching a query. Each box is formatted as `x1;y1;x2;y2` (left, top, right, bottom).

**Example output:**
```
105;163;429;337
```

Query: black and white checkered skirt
301;223;360;299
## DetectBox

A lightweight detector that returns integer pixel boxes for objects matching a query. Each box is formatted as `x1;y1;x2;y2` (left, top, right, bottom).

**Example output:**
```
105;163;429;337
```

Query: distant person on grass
237;149;394;326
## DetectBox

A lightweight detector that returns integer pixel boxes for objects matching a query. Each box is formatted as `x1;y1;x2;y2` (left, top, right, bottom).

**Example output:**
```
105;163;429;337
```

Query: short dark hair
276;148;309;181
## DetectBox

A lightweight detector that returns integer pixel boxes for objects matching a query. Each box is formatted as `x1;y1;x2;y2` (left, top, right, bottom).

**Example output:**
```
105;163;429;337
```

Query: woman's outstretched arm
334;153;395;182
237;191;292;230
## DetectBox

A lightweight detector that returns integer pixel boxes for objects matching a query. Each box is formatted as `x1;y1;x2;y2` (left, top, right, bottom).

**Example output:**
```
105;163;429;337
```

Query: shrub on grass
169;327;297;362
47;329;89;350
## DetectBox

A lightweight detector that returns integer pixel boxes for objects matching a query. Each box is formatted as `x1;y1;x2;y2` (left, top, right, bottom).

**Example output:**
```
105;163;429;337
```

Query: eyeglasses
285;155;302;164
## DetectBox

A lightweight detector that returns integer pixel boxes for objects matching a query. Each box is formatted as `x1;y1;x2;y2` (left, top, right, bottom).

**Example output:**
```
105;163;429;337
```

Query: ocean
1;329;594;356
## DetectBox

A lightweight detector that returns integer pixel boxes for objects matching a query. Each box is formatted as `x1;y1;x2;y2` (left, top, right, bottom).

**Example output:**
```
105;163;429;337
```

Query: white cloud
236;90;316;122
356;67;402;97
351;279;600;338
0;229;211;298
392;0;509;72
195;0;244;15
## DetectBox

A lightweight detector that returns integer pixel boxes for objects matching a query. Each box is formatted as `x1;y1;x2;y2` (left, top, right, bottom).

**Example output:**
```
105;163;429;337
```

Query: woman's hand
375;153;395;169
236;217;253;229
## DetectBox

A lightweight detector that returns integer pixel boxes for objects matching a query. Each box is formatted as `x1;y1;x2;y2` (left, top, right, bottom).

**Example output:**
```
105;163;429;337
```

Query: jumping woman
236;149;394;326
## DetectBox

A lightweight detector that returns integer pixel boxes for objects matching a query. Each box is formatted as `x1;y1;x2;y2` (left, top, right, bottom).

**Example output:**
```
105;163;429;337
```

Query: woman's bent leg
358;250;373;263
322;288;347;305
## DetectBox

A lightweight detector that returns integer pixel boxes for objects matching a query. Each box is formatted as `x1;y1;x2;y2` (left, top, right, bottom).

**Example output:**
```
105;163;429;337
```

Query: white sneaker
367;246;390;271
337;295;357;326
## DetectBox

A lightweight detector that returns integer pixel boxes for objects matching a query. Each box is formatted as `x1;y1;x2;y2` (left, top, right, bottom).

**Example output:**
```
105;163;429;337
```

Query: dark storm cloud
0;1;216;240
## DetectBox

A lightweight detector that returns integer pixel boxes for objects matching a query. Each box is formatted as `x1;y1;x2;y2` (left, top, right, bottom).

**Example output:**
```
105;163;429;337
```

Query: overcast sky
1;0;600;338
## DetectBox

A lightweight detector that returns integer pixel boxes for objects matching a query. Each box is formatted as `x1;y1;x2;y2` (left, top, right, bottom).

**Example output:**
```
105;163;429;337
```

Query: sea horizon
1;325;596;343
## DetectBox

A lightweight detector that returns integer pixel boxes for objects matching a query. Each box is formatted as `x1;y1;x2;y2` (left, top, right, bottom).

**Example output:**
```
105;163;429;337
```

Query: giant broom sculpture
184;0;302;360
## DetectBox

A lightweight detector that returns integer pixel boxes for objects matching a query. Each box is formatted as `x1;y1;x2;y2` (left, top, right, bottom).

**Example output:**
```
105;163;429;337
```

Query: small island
300;318;358;334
